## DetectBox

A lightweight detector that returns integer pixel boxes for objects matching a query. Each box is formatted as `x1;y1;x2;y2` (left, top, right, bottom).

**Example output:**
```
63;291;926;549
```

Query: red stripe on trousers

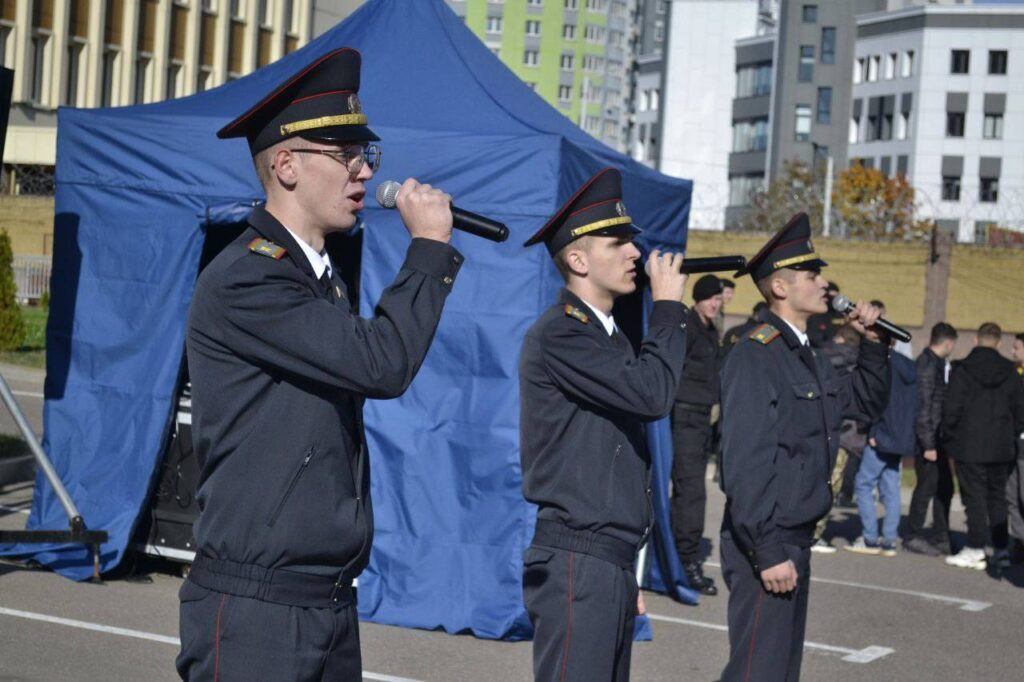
560;552;575;682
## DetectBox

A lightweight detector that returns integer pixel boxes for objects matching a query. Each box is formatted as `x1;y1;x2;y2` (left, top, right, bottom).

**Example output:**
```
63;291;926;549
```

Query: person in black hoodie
1008;333;1024;563
670;274;724;596
905;322;958;556
942;323;1024;570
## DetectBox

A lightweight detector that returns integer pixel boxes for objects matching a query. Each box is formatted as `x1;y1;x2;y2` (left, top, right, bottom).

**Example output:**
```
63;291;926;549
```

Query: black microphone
644;254;747;276
832;294;912;343
375;180;509;243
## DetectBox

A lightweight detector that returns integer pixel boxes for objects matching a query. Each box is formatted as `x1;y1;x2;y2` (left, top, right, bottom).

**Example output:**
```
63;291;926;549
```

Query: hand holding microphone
376;180;509;243
647;249;688;303
832;294;912;343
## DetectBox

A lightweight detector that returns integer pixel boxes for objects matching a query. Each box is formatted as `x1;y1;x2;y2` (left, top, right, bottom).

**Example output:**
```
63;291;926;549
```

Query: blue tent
3;0;697;638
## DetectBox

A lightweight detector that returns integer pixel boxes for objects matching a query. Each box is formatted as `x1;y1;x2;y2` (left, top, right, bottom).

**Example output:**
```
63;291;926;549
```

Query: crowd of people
681;280;1024;575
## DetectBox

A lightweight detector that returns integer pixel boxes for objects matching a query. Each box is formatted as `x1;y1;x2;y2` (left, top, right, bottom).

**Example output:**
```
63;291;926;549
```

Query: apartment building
849;3;1024;242
446;0;634;152
2;0;313;194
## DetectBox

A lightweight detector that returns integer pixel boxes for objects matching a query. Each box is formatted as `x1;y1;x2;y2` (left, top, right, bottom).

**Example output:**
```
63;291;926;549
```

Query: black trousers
907;450;954;540
523;545;637;682
671;404;713;563
956;460;1012;550
1009;444;1024;543
720;532;811;682
176;581;361;681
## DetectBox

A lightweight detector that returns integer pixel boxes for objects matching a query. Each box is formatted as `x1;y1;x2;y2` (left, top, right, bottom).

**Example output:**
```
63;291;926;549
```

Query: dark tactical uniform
671;298;721;594
177;49;463;681
520;168;687;681
719;214;889;682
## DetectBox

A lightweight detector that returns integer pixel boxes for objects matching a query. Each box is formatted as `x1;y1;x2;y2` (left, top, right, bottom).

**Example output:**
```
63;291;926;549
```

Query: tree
0;230;26;351
735;158;932;240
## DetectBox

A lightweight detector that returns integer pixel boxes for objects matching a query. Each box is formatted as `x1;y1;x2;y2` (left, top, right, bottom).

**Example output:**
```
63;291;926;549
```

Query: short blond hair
553;236;592;282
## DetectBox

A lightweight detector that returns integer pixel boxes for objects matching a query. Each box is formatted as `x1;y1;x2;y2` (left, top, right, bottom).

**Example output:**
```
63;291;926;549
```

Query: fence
13;255;51;303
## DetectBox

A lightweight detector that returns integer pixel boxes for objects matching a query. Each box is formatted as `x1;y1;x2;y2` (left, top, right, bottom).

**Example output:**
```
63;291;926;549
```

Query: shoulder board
748;323;781;345
248;238;287;260
563;304;590;325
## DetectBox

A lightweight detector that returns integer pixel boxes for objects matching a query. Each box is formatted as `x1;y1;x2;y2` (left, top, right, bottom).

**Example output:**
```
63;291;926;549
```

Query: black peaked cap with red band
217;47;379;154
523;167;641;256
734;212;828;281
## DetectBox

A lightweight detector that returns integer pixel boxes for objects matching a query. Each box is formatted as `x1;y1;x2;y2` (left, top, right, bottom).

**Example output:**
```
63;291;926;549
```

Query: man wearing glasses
177;48;463;680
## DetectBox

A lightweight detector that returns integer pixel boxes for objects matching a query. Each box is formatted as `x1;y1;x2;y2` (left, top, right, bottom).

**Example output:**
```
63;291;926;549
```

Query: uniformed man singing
177;48;462;680
718;213;889;682
519;168;688;681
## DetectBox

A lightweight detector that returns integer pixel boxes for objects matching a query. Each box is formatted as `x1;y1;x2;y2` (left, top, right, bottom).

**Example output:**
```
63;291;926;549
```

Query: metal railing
13;255;51;302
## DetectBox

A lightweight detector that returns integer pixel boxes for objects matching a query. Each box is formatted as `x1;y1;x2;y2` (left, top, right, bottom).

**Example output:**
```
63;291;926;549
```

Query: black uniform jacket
720;311;889;571
186;206;462;591
676;307;720;407
519;289;687;549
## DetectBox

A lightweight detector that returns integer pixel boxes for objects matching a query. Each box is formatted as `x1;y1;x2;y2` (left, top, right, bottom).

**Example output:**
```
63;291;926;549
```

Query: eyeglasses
289;143;382;177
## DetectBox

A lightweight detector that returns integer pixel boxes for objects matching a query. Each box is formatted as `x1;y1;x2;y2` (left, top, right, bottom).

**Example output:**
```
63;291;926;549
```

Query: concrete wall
0;197;55;256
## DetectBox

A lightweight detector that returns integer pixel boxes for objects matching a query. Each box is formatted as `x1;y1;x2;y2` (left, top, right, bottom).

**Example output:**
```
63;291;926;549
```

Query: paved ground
1;363;1022;681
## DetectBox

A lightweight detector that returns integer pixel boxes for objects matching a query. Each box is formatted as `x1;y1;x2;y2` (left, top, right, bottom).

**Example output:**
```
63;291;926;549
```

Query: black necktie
319;269;333;300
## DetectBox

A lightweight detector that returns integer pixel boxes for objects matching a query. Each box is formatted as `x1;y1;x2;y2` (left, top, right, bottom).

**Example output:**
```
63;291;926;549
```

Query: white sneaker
811;538;837;554
944;547;986;570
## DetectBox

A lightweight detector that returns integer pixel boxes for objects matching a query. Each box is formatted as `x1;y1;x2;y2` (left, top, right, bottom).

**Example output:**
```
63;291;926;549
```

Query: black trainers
683;562;718;596
904;536;941;557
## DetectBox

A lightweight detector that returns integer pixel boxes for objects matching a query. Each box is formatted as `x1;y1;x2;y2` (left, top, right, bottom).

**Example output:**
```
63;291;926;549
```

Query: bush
0;231;26;351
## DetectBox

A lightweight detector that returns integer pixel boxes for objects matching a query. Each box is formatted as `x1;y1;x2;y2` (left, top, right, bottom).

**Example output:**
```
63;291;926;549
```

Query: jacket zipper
267;445;315;527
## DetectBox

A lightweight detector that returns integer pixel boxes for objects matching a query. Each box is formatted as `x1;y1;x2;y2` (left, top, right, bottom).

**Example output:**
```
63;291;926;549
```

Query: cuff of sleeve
404;238;464;287
754;543;789;573
649;301;687;328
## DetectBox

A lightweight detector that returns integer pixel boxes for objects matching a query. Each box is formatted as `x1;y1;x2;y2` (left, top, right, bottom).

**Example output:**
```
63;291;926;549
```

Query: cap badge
616;201;626;217
348;93;363;115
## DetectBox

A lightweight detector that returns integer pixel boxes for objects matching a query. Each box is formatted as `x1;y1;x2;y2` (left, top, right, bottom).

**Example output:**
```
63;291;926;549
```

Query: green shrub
0;231;26;351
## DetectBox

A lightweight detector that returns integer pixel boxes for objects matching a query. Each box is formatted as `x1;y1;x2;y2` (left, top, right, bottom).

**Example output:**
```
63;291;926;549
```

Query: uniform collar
248;206;316;282
283;225;332;279
559;289;617;337
764;310;809;349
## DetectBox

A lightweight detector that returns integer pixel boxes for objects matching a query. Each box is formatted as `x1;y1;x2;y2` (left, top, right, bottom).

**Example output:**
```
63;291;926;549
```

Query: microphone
644;254;747;276
375;180;509;243
832;294;912;343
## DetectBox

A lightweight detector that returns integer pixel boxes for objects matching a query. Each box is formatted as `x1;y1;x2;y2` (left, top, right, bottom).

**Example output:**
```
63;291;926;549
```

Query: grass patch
0;306;47;370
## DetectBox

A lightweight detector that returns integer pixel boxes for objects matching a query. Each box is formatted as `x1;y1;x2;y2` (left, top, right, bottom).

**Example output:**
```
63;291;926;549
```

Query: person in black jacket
905;322;958;556
943;322;1024;570
1009;333;1024;563
671;274;724;596
177;49;463;681
719;213;888;682
519;168;688;681
721;302;768;357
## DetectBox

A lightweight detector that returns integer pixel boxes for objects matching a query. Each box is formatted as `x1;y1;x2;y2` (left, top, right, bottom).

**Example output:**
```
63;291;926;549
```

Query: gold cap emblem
616;201;626;217
348;93;363;115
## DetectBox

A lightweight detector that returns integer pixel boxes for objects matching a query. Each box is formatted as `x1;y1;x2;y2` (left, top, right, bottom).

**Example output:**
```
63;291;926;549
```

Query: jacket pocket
267;445;316;527
792;382;821;401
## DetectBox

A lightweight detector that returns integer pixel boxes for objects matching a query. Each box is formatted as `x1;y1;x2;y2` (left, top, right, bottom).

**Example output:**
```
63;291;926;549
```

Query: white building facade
850;4;1024;242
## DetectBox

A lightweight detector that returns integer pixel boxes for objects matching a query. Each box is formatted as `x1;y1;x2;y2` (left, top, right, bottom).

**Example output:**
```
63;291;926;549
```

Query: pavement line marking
647;613;893;664
704;561;991;612
0;504;31;515
0;607;424;682
11;390;44;399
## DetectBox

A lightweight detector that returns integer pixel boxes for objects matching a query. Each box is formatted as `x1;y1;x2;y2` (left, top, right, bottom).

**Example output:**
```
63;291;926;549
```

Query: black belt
531;520;638;570
675;401;712;415
188;555;355;608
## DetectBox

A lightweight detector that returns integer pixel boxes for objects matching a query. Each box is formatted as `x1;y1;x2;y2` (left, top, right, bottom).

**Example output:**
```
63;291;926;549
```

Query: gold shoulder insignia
749;323;781;345
564;304;590;325
248;238;287;260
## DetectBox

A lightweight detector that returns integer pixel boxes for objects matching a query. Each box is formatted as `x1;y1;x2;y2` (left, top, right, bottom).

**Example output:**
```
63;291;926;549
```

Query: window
166;61;184;100
854;58;864;84
729;175;764;207
134;55;152;104
196;67;212;93
885;53;896;80
946;112;965;137
560;53;574;70
897;111;910;140
528;0;543;6
583;54;603;71
881;111;892;141
30;33;48;104
950;49;969;74
732;118;769;152
941;176;961;202
983;113;1003;140
0;24;13;68
868;55;879;82
558;84;571;101
897;155;908;178
849;116;859;144
523;50;539;66
101;48;119;107
657;0;666;13
565;0;577;8
230;0;243;18
816;87;832;124
901;50;914;78
802;4;817;23
585;0;605;9
584;24;604;43
980;178;998;203
988;50;1007;75
486;16;502;33
799;45;814;82
647;88;660;111
736;62;772;97
284;0;298;34
821;27;835;64
258;0;272;27
563;24;575;40
65;41;86;106
525;20;540;36
795;105;811;141
525;82;537;91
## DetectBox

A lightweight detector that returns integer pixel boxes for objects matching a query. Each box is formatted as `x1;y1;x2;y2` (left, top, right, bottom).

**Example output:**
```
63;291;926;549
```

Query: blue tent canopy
2;0;697;638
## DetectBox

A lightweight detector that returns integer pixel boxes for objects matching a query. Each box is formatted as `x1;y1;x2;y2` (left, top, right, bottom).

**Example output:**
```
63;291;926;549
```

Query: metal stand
0;374;107;580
